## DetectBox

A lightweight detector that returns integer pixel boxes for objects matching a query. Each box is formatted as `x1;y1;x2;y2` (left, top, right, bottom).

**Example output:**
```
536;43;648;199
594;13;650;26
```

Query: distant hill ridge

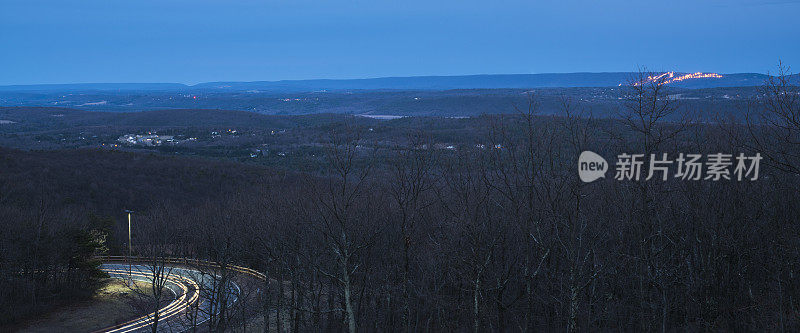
2;72;796;92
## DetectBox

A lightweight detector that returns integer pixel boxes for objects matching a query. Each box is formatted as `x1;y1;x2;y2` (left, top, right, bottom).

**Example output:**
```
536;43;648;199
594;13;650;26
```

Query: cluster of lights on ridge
621;72;723;86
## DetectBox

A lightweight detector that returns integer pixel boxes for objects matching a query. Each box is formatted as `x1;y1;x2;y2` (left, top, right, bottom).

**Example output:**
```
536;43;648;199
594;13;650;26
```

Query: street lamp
124;209;134;281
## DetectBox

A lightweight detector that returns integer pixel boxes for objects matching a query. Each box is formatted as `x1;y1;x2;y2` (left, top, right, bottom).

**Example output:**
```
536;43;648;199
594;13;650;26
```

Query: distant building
118;134;176;147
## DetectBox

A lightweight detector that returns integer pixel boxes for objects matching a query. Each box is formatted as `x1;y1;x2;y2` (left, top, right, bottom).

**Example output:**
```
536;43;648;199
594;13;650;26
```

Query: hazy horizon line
0;70;782;87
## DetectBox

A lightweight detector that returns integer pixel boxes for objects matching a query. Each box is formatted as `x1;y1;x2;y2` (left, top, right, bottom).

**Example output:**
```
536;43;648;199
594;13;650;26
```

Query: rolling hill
1;72;794;93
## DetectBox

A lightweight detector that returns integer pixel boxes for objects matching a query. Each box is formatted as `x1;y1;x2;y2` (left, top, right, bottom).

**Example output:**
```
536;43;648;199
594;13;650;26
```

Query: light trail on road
99;268;199;333
96;263;228;333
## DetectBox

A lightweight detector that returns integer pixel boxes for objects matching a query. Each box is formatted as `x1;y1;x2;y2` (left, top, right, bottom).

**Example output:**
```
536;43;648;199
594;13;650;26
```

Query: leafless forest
2;67;800;332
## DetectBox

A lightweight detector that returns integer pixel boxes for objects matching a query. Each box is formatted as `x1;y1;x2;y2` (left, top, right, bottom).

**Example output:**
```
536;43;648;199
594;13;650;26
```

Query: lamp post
124;209;134;281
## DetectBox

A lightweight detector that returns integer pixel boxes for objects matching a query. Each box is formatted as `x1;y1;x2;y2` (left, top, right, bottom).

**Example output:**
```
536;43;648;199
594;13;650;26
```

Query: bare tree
309;124;380;333
615;68;692;332
387;131;438;332
745;61;800;176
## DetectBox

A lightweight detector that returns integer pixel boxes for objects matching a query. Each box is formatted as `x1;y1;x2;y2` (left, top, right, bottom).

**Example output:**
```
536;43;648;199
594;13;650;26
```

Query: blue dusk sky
1;0;799;85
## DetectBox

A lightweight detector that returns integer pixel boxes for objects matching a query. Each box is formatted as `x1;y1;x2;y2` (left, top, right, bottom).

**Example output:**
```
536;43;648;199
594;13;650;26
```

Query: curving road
96;262;240;333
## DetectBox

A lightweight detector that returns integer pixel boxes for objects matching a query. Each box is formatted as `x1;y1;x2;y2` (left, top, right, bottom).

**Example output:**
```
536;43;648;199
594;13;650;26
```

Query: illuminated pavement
97;263;239;333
